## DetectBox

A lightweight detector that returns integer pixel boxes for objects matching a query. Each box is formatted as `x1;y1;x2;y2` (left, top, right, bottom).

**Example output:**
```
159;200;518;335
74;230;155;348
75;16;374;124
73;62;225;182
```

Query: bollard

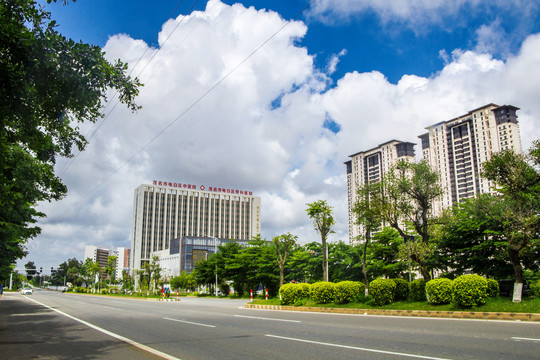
265;288;268;300
250;289;253;302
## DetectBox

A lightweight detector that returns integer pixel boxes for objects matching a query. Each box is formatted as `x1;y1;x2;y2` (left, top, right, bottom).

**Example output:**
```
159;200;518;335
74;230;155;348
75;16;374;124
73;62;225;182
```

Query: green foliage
280;283;303;305
486;279;499;298
310;282;336;304
452;274;488;308
0;0;141;283
409;278;427;301
391;278;409;301
298;283;311;299
334;281;363;304
306;200;335;282
425;278;453;304
530;280;540;298
369;279;396;306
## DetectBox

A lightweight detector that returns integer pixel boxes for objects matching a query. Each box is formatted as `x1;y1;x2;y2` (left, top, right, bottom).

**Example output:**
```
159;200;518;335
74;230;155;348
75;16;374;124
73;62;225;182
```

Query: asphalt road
1;290;539;359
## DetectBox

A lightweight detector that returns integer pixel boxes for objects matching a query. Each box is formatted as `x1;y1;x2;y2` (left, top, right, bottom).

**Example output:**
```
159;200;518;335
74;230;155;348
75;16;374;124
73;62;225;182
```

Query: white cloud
21;1;540;270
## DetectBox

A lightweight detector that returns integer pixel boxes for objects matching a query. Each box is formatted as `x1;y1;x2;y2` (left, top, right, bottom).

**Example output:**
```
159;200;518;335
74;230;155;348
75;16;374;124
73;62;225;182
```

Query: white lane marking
24;296;180;360
234;314;301;323
512;337;540;342
265;334;452;360
163;317;216;328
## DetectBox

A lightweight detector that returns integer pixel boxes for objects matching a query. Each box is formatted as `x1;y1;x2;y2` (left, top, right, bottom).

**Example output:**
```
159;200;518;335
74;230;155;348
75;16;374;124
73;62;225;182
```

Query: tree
106;255;117;290
353;181;383;292
24;261;36;281
81;258;100;290
366;160;441;280
435;195;514;279
306;200;335;282
481;145;540;302
272;233;297;287
0;0;141;283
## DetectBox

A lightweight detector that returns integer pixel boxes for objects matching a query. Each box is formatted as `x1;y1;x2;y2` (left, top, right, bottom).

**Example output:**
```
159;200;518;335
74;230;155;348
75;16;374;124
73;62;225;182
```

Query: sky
21;0;540;272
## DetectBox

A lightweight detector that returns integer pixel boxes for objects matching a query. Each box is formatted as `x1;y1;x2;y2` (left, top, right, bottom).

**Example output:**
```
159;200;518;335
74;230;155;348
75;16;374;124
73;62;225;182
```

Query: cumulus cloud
24;0;540;270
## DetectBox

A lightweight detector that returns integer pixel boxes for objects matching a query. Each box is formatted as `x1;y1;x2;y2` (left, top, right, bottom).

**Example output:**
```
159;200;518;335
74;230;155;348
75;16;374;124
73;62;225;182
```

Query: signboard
152;180;253;196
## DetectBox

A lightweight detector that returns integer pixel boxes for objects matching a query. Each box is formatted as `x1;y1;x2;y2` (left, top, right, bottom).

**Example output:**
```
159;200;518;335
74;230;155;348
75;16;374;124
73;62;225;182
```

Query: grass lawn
251;296;540;313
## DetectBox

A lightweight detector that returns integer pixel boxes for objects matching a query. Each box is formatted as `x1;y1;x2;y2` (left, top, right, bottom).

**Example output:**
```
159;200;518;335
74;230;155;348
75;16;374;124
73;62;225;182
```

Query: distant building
84;245;131;281
345;103;523;244
345;140;416;244
419;103;522;216
131;181;261;271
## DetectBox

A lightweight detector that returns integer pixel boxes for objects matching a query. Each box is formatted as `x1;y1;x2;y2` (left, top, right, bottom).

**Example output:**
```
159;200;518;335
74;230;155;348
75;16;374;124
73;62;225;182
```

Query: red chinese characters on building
152;180;252;195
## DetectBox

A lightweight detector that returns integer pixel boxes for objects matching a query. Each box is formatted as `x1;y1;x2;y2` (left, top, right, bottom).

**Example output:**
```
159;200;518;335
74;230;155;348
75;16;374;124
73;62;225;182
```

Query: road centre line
512;337;540;342
24;296;180;360
163;317;216;328
265;334;452;360
234;314;301;323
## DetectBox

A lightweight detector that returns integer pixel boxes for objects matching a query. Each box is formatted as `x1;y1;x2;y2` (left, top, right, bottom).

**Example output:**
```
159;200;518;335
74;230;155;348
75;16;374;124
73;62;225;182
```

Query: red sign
152;180;253;196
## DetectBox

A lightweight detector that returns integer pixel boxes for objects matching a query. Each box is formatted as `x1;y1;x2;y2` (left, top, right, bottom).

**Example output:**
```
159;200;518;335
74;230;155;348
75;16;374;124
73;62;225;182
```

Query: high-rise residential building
419;103;522;216
114;247;131;281
130;180;261;271
345;140;416;244
84;245;118;281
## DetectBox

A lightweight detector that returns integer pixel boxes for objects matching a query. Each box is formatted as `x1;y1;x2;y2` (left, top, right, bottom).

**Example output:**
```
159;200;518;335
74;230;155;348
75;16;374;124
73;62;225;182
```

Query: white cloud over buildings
27;0;540;268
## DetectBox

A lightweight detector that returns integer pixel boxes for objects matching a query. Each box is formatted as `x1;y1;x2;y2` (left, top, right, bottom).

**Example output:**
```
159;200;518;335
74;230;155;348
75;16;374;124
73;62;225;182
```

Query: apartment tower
345;140;416;244
419;104;522;216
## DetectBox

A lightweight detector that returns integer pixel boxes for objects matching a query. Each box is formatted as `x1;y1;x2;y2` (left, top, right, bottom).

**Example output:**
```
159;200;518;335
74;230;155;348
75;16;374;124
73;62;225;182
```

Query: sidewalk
245;303;540;321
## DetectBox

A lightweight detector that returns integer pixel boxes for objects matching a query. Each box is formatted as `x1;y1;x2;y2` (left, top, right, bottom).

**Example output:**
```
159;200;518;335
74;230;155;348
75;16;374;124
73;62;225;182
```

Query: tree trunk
509;247;524;303
322;238;328;282
362;231;369;296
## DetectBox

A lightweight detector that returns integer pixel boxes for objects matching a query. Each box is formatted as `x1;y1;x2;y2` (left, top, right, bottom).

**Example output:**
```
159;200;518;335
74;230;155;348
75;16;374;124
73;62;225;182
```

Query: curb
245;303;540;322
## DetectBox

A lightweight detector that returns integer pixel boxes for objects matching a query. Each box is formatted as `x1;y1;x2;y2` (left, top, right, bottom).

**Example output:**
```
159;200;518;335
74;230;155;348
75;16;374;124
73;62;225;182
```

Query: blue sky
25;0;540;270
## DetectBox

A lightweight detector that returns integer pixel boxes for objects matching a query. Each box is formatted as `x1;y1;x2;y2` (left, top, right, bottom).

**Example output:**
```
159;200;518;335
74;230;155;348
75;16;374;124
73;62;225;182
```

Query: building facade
345;140;416;244
84;245;131;281
419;104;522;216
130;181;261;271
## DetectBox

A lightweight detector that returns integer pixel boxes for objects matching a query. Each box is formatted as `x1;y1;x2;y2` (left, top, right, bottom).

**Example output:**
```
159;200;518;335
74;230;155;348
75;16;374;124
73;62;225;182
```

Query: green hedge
425;278;453;304
452;274;488;308
310;282;336;304
410;279;427;301
369;279;396;306
279;283;302;305
335;281;363;304
298;283;311;300
392;279;409;301
486;279;499;298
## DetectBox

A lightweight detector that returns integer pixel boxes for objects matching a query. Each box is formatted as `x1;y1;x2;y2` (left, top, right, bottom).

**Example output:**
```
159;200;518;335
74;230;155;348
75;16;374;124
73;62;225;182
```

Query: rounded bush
486;279;499;298
298;283;311;299
279;283;302;305
335;281;363;304
391;279;409;301
409;279;427;301
369;279;396;306
310;282;336;304
452;274;488;308
425;278;453;304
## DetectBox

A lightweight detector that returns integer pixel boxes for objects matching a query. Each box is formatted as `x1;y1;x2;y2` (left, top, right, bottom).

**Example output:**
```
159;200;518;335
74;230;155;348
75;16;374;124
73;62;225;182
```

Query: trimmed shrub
486;279;499;298
298;283;311;300
279;283;302;305
425;278;453;304
409;279;427;301
335;281;363;304
452;274;488;308
310;282;336;304
369;279;396;306
392;279;409;301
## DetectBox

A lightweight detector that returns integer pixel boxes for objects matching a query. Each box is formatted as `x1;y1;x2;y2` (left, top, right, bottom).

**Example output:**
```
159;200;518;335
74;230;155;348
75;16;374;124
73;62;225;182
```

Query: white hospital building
130;181;261;271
